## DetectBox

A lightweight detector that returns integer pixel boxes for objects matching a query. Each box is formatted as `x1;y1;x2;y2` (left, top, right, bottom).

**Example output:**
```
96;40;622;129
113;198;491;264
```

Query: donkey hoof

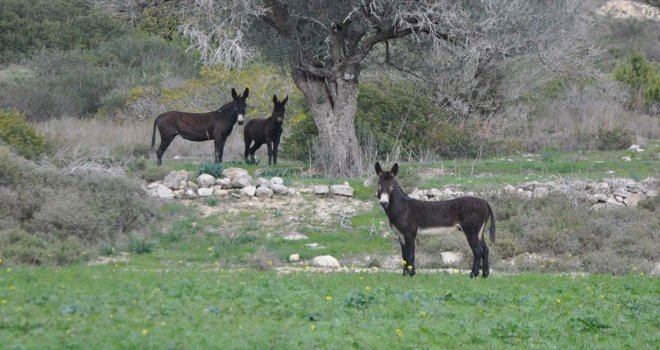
482;271;489;278
470;271;480;278
408;269;416;277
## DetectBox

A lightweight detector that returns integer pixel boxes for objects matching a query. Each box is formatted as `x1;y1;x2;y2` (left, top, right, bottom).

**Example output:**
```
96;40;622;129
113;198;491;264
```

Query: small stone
594;194;608;203
197;187;214;197
502;185;516;194
283;233;309;241
628;144;640;151
163;170;189;189
330;184;354;197
146;182;161;189
222;167;249;179
271;177;284;185
313;185;329;195
271;184;289;195
239;186;257;197
310;255;340;268
231;174;253;188
622;156;631;162
288;254;300;262
197;174;216;188
212;186;229;197
173;189;185;198
185;189;197;198
217;178;232;188
147;184;174;199
255;178;271;188
187;181;199;191
533;187;549;198
256;186;274;197
624;193;644;208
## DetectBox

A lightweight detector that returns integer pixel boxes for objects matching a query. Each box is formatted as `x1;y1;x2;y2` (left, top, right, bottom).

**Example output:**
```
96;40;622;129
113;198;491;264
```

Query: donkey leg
248;143;261;162
266;142;273;165
467;234;483;278
273;140;280;164
481;240;490;278
215;138;226;163
156;134;175;166
407;239;416;277
244;138;252;160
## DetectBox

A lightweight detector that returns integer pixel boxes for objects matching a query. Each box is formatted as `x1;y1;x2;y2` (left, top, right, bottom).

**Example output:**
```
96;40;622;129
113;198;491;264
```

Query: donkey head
272;94;288;123
375;162;399;208
231;87;250;125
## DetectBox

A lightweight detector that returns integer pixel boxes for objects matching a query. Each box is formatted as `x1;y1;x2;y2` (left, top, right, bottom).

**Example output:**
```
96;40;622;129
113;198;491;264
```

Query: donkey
151;87;250;165
243;94;289;165
375;162;496;278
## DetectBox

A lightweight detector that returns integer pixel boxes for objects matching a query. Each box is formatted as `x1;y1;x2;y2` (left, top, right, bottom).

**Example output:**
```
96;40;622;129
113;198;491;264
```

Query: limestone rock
231;174;253;188
271;184;289;195
330;184;354;197
216;178;232;189
441;252;463;265
147;184;174;199
256;186;274;198
197;174;216;188
163;170;189;189
313;185;329;195
311;255;340;268
271;177;284;185
283;232;309;241
222;167;249;179
255;178;271;188
197;187;214;197
239;185;257;197
288;254;300;262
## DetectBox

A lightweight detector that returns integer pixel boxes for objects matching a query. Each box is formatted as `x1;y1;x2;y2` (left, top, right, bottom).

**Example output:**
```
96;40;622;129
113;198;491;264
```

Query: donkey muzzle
379;193;390;207
237;114;245;125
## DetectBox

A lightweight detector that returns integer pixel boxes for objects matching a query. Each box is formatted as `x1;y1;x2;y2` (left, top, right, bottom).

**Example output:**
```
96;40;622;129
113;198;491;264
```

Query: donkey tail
487;202;496;243
151;116;159;149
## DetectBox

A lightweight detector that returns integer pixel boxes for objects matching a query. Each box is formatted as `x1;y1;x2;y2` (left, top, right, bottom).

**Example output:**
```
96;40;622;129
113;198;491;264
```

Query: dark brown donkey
151;87;250;165
243;94;288;165
375;162;496;278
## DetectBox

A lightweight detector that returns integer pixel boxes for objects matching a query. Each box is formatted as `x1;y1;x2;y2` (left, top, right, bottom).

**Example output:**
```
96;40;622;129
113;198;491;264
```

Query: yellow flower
142;329;149;336
5;268;11;272
207;246;213;252
310;324;316;331
325;295;333;302
556;298;561;304
0;299;7;305
266;261;273;266
401;260;406;266
304;265;310;270
9;285;15;290
160;322;166;326
365;286;371;291
419;311;427;318
0;257;3;264
395;328;403;337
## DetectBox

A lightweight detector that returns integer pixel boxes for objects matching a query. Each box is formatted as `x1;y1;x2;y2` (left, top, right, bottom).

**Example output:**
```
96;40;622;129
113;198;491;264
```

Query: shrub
129;237;155;254
614;52;660;107
596;127;633;151
0;109;49;159
197;162;224;178
0;146;151;264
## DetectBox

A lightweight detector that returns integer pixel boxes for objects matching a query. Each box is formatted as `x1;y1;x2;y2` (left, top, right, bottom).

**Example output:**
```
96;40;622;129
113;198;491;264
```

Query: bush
0;0;126;63
197;162;224;178
596;127;633;150
0;109;49;159
0;146;152;264
614;52;660;107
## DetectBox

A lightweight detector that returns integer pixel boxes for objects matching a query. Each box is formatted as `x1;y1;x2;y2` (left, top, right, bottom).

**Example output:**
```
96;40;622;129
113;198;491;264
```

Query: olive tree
98;0;596;176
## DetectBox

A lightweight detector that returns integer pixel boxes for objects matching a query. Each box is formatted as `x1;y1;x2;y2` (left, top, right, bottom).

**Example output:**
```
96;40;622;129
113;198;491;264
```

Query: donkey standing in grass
375;162;496;278
243;94;288;165
151;87;249;165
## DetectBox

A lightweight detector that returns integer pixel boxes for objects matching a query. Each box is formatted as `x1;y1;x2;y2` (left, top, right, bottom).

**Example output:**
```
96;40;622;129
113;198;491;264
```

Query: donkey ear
273;95;278;104
391;163;399;177
375;162;383;176
282;95;288;105
231;88;238;99
242;87;250;98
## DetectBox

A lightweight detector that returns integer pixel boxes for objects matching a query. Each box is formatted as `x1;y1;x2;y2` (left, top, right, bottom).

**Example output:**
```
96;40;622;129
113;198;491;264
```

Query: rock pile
146;168;358;200
409;177;657;209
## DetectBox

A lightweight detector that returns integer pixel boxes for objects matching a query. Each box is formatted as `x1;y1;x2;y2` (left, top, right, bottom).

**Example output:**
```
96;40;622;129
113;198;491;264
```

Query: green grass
0;266;657;349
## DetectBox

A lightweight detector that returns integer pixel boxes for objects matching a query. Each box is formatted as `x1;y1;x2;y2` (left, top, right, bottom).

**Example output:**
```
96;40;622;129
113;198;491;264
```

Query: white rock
311;255;340;268
163;170;189;189
628;144;640;151
222;167;249;179
441;252;463;265
533;187;549;198
287;188;297;196
624;193;644;208
443;188;455;196
256;186;274;197
651;262;660;276
606;197;623;206
231;174;253;188
593;182;610;193
173;189;185;199
502;185;517;194
255;178;271;188
271;184;289;195
429;188;443;197
330;184;354;197
239;186;257;197
185;189;197;198
622;156;631;162
594;194;608;203
197;174;216;188
271;177;284;185
147;184;174;199
288;254;300;262
146;181;161;189
187;181;198;191
283;233;308;241
216;178;233;189
197;187;214;197
298;187;314;194
212;186;229;197
313;185;329;195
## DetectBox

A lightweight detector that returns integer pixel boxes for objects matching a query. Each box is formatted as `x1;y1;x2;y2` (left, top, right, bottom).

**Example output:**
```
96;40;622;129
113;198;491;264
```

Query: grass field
0;265;657;349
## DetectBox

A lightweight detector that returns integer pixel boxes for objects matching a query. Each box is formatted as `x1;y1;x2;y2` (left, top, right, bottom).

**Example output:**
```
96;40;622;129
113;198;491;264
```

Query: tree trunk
292;70;363;177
